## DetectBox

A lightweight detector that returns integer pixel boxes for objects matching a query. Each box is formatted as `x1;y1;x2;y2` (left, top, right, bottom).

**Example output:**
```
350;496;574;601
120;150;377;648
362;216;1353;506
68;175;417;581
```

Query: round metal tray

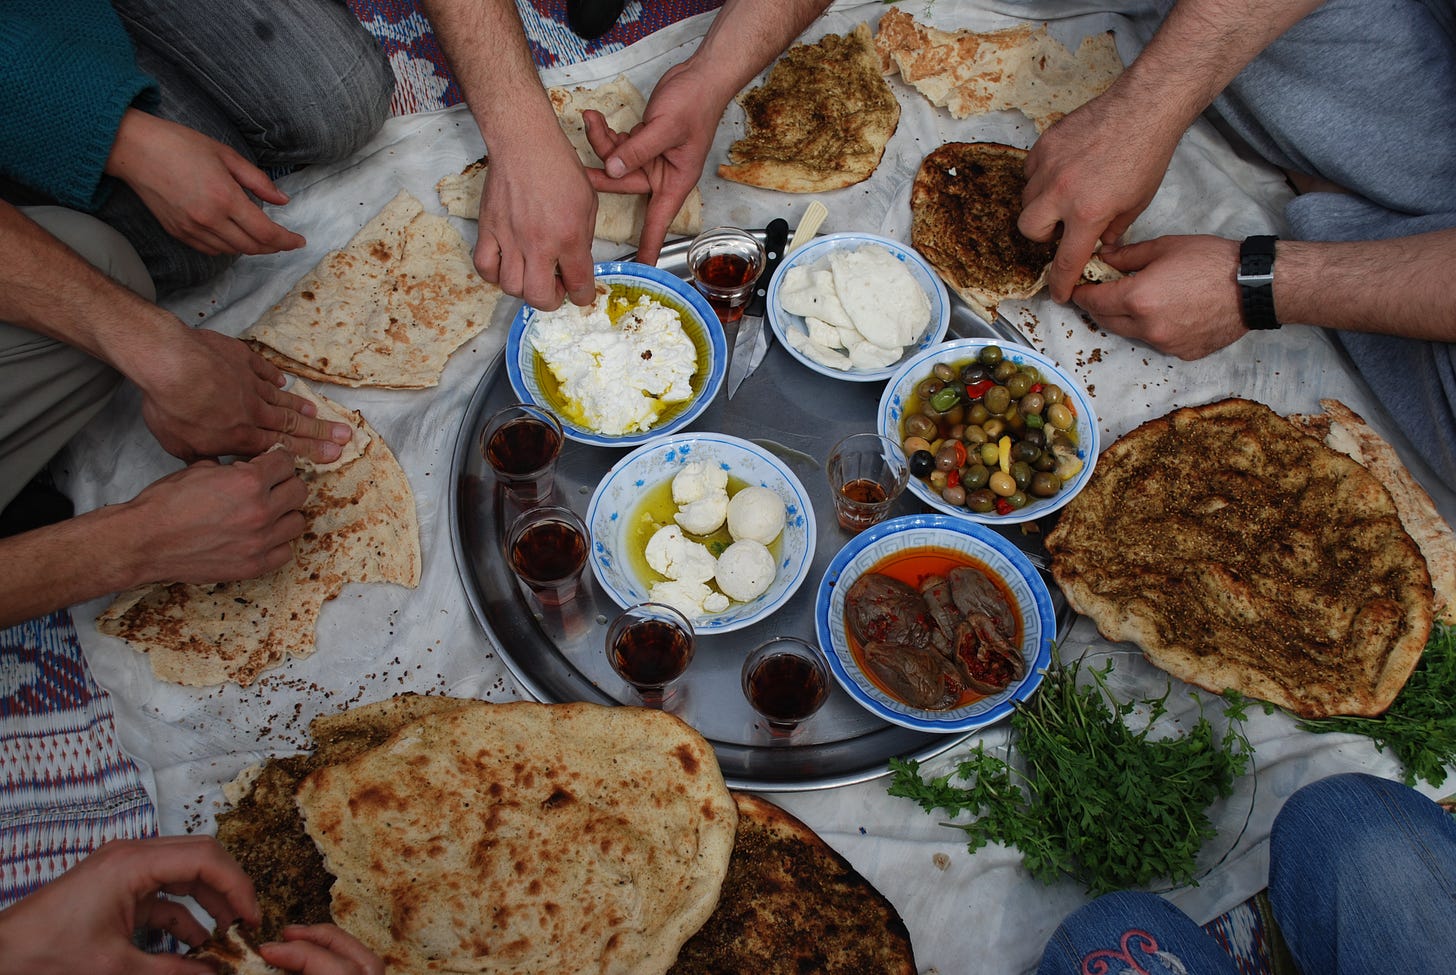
448;232;1070;791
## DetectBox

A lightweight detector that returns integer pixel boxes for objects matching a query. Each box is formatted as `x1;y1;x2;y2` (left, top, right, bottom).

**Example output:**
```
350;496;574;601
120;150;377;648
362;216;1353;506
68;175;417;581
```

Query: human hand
259;925;385;975
1019;85;1183;303
584;60;722;266
1072;234;1247;359
132;327;351;466
474;133;598;310
0;836;259;975
128;449;308;584
106;109;305;257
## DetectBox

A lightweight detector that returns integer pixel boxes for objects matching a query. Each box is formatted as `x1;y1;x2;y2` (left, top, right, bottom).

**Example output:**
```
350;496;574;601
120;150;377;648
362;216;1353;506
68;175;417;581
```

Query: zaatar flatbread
1289;399;1456;624
911;142;1119;323
435;76;703;245
95;382;420;686
718;23;899;192
296;701;736;975
875;8;1122;132
189;924;282;975
1046;398;1435;718
242;191;501;389
669;794;915;975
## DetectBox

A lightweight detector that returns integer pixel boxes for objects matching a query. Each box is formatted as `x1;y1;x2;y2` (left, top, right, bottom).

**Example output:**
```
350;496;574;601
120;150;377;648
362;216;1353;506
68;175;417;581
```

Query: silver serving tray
448;230;1069;790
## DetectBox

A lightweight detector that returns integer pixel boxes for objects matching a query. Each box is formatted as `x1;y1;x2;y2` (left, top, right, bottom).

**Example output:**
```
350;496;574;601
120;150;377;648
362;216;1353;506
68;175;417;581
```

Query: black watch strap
1237;235;1281;330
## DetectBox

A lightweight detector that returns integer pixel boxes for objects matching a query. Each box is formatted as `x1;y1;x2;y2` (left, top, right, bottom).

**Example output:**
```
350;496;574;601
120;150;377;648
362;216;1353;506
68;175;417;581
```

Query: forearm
0;505;150;627
1276;229;1456;341
1117;0;1325;135
684;0;832;107
0;201;187;373
420;0;571;160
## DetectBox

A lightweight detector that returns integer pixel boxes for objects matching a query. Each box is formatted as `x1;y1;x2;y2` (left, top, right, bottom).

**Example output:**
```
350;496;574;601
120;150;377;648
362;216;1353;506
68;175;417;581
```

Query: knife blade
726;218;789;400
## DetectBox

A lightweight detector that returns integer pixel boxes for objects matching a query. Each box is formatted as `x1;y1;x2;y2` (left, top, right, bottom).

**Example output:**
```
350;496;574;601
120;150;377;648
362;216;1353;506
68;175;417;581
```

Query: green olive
967;403;991;426
978;345;1004;367
1005;491;1030;510
1030;472;1061;497
1011;460;1033;490
963;424;989;446
966;488;997;513
983;385;1011;415
1021;391;1045;416
989;471;1017;497
932;362;957;382
1042;383;1065;405
917;378;942;401
1032;450;1058;472
993;360;1018;382
962;463;990;490
929;385;962;413
979;442;1001;466
942;404;966;427
1005;372;1033;398
1047;402;1075;431
981;417;1007;440
1011;441;1041;464
904;413;937;440
1022;427;1047;449
1004;405;1026;434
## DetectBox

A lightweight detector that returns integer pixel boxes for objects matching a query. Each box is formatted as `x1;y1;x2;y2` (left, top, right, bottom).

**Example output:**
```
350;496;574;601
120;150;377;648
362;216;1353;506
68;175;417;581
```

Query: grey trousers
0;208;154;510
97;0;395;295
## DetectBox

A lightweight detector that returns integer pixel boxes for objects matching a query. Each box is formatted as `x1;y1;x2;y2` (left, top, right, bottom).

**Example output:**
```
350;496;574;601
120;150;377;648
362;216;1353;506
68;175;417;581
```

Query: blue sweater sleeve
0;0;159;210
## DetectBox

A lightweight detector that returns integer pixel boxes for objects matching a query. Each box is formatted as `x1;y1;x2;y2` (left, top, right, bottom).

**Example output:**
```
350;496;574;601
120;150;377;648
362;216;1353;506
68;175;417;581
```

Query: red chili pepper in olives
964;378;994;399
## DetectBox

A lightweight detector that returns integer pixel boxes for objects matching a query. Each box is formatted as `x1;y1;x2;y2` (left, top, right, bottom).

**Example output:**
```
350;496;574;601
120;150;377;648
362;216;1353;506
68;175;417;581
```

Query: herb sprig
1297;622;1456;787
889;653;1252;895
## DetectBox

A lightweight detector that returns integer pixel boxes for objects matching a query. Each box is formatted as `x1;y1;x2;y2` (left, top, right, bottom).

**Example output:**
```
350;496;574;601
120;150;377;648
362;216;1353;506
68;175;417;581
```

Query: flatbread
1288;399;1455;624
668;794;916;975
435;76;703;245
911;142;1119;322
718;23;899;192
216;694;474;938
296;701;737;975
189;924;282;975
242;191;501;389
95;382;420;686
1046;398;1435;718
875;8;1123;132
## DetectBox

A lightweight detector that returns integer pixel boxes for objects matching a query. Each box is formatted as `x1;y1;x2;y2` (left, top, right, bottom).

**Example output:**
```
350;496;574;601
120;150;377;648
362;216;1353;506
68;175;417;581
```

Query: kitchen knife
726;218;789;400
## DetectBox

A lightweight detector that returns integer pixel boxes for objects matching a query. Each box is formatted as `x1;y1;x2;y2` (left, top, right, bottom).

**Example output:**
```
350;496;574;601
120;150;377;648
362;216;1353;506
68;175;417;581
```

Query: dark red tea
611;618;692;687
840;478;889;505
485;417;561;478
746;652;828;723
509;519;586;583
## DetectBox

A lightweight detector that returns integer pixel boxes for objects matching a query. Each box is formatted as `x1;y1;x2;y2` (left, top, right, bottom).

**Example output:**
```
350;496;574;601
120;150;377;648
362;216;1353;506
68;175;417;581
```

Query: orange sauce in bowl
845;546;1023;710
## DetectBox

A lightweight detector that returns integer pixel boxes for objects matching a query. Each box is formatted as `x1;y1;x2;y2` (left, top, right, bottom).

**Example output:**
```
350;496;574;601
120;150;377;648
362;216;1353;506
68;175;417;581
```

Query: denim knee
1039;891;1238;975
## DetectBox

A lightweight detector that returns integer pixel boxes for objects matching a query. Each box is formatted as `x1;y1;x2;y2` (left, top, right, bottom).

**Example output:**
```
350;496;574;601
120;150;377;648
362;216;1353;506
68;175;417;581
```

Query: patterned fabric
0;610;157;909
345;0;726;115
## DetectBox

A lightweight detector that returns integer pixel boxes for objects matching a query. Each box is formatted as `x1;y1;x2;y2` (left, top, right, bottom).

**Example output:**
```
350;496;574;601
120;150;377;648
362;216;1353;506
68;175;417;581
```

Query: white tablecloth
57;1;1455;972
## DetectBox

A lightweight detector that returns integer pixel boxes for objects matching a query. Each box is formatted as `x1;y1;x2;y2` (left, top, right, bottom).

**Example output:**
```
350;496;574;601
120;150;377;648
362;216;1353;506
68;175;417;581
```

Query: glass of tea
482;403;564;507
605;602;696;708
687;227;766;324
826;433;909;533
506;505;589;606
741;636;830;738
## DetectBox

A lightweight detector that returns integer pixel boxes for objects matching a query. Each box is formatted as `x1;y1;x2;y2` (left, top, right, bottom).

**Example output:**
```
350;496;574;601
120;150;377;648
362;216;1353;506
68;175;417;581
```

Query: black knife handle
743;218;790;319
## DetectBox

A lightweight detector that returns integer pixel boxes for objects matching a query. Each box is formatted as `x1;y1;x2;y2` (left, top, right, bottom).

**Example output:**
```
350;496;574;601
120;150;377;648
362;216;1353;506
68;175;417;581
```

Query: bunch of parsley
888;654;1252;895
1297;622;1456;787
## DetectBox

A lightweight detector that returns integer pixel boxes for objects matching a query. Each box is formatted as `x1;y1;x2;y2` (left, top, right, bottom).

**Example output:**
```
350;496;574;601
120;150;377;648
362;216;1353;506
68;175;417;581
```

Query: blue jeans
101;0;395;294
1038;774;1456;975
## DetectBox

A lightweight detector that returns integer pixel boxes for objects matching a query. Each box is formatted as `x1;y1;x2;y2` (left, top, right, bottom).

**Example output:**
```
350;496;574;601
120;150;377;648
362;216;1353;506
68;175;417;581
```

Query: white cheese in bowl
531;286;698;436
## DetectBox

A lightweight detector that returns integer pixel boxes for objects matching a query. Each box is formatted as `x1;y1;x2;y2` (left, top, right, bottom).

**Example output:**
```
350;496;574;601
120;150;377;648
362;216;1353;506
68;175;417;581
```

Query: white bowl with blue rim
586;432;816;634
767;232;950;383
505;261;726;447
815;513;1054;734
878;338;1099;525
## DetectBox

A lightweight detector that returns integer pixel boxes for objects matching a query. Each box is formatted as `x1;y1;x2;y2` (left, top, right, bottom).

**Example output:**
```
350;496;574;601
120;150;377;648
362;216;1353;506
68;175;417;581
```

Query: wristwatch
1237;235;1281;330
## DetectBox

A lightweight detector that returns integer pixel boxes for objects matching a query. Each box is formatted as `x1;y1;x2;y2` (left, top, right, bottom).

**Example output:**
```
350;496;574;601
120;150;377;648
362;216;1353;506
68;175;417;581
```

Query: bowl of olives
877;339;1099;524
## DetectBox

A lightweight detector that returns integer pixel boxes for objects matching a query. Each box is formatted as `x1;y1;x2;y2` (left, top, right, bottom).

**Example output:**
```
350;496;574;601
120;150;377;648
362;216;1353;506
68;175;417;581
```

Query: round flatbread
1046;398;1434;718
296;701;737;975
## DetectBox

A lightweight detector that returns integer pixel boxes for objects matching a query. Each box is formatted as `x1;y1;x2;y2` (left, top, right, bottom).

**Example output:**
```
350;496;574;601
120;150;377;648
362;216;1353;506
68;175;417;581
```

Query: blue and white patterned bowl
767;233;950;383
505;261;726;447
586;432;816;634
815;514;1054;734
878;338;1099;525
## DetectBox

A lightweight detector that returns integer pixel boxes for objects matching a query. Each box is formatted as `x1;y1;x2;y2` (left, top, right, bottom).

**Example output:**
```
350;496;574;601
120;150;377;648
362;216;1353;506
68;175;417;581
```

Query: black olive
909;449;936;478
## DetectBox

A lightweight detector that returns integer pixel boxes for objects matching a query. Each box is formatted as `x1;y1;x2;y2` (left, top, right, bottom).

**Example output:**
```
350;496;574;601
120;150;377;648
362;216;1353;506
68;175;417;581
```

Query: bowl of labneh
768;232;950;383
815;513;1054;733
878;338;1099;525
586;432;816;634
505;261;726;447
